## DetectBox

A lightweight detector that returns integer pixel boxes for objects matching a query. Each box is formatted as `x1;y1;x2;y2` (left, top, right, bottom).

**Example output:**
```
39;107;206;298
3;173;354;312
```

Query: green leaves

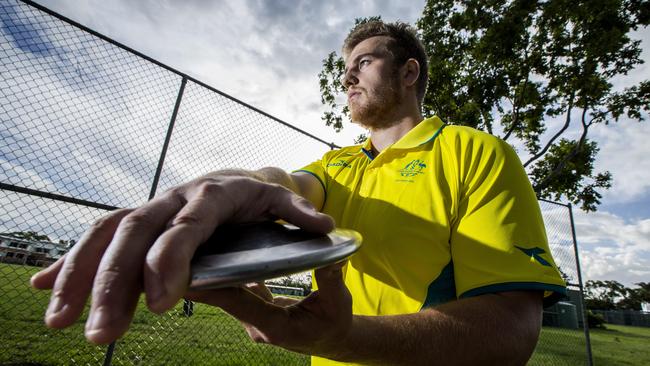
585;280;650;311
530;138;612;211
318;51;346;132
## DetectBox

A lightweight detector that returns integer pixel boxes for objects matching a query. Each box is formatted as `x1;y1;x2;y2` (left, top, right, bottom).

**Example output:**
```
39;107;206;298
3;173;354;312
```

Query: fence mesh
1;1;321;364
529;200;591;366
1;1;591;365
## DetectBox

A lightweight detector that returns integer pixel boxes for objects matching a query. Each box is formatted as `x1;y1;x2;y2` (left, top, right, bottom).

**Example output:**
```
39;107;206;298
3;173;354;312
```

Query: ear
401;58;420;88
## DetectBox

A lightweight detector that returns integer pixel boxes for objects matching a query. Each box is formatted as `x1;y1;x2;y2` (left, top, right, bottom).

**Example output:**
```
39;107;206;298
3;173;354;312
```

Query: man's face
343;36;403;130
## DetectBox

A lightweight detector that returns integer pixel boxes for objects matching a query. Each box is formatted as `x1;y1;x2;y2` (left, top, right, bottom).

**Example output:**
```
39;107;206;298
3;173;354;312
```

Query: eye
359;59;371;69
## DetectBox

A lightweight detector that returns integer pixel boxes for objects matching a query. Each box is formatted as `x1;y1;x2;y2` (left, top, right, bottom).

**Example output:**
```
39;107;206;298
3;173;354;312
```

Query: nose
341;69;358;89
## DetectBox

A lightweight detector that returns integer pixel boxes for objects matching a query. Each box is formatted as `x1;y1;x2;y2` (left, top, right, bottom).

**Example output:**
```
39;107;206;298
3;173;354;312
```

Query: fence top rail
538;198;570;208
19;0;337;149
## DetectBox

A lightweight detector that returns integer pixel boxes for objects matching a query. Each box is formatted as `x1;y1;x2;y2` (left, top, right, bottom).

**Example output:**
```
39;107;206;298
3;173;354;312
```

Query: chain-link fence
1;1;325;364
1;1;593;365
530;199;593;366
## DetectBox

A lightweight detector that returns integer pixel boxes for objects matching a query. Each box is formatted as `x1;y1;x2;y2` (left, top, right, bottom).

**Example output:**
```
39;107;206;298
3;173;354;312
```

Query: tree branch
502;94;519;141
534;105;591;193
503;49;531;142
523;93;575;167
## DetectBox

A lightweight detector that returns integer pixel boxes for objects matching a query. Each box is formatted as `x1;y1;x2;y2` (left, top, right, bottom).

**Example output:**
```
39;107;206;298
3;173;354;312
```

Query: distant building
0;234;69;267
642;302;650;314
266;284;306;297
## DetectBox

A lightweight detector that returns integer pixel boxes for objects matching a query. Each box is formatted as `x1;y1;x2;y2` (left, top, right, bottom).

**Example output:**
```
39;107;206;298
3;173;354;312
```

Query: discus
189;221;362;290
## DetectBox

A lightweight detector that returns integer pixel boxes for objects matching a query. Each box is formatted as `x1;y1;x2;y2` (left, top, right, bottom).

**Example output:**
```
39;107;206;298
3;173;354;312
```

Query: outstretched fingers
33;173;333;346
41;209;133;329
84;195;185;344
30;254;66;290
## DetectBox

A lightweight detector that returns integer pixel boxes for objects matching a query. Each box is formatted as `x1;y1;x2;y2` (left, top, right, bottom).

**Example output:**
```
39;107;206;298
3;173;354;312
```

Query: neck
368;105;422;154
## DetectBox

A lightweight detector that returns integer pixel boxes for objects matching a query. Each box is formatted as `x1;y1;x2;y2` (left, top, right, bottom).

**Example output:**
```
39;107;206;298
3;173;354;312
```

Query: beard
348;75;403;130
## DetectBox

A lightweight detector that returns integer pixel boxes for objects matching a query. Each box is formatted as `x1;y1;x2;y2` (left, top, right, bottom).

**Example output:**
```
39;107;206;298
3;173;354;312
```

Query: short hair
342;20;428;106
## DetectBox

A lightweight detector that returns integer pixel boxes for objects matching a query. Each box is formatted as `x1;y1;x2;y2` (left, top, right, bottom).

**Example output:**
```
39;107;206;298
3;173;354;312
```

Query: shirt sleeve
292;156;328;194
448;131;566;307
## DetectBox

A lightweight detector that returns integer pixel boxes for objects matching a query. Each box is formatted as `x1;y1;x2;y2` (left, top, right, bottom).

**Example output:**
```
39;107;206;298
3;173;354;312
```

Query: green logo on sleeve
327;159;351;168
515;246;552;267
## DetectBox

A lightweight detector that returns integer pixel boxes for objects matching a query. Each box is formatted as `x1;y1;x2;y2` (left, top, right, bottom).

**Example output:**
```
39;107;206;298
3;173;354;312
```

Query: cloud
0;188;108;242
573;210;650;286
0;2;56;56
538;202;650;287
590;120;650;203
33;0;426;146
1;7;182;207
2;0;335;209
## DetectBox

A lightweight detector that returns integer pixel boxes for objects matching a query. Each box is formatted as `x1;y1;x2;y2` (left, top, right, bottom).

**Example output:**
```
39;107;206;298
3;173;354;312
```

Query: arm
30;167;331;344
186;262;543;366
334;291;542;365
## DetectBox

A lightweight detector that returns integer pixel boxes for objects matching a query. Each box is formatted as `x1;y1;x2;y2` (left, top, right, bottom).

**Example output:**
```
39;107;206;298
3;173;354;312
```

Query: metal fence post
567;203;594;366
102;342;116;366
149;77;188;199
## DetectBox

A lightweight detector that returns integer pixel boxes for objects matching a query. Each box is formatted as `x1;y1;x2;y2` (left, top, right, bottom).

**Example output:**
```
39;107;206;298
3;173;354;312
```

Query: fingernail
86;306;111;332
30;272;41;282
147;283;165;309
46;296;66;317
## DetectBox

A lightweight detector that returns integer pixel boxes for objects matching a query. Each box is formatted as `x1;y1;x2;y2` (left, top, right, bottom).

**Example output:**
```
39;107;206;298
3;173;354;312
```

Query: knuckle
192;180;240;213
89;209;127;232
171;212;203;227
53;270;81;296
196;180;228;197
161;187;187;206
121;210;157;229
93;265;123;293
262;182;291;200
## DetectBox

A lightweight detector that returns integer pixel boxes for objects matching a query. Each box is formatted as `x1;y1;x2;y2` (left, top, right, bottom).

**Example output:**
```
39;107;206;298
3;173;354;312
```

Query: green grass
0;262;308;365
1;262;649;365
530;324;650;365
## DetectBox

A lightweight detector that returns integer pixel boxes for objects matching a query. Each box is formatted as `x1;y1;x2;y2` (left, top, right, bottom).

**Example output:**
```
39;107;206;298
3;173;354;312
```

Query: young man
32;21;566;365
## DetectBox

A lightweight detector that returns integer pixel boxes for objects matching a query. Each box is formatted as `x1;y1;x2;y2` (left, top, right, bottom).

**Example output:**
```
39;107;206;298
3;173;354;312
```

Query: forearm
322;291;542;366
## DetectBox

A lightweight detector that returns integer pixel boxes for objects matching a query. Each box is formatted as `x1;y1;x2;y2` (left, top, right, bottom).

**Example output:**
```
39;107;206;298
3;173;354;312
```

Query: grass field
1;262;649;365
0;263;308;365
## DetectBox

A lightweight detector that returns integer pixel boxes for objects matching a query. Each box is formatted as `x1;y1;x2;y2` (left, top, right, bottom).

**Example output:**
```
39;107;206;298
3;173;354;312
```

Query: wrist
314;314;358;362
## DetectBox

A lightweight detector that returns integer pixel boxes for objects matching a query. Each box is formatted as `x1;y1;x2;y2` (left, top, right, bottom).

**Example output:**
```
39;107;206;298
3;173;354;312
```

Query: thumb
314;261;347;297
268;191;334;234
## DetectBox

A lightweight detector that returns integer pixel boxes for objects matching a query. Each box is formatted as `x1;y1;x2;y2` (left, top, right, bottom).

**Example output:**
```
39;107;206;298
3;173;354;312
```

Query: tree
584;280;650;311
617;282;650;310
3;231;52;242
584;279;627;310
318;1;650;211
2;231;76;248
58;239;76;248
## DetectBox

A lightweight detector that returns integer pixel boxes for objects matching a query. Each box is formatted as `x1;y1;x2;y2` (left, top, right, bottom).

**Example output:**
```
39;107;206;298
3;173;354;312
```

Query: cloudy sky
4;0;649;287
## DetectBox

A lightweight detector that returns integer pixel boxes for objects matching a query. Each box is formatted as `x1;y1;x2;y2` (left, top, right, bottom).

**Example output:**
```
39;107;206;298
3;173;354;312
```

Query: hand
185;262;352;358
29;174;334;344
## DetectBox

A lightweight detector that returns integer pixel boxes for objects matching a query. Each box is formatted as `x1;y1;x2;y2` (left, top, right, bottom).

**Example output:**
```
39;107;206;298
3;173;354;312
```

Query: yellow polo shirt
296;116;566;365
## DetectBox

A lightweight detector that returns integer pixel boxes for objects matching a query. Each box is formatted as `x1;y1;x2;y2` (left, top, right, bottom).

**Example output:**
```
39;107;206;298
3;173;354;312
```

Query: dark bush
587;310;607;329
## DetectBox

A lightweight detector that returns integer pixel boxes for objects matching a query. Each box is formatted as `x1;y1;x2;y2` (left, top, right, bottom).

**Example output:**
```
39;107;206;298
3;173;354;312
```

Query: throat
369;119;419;153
